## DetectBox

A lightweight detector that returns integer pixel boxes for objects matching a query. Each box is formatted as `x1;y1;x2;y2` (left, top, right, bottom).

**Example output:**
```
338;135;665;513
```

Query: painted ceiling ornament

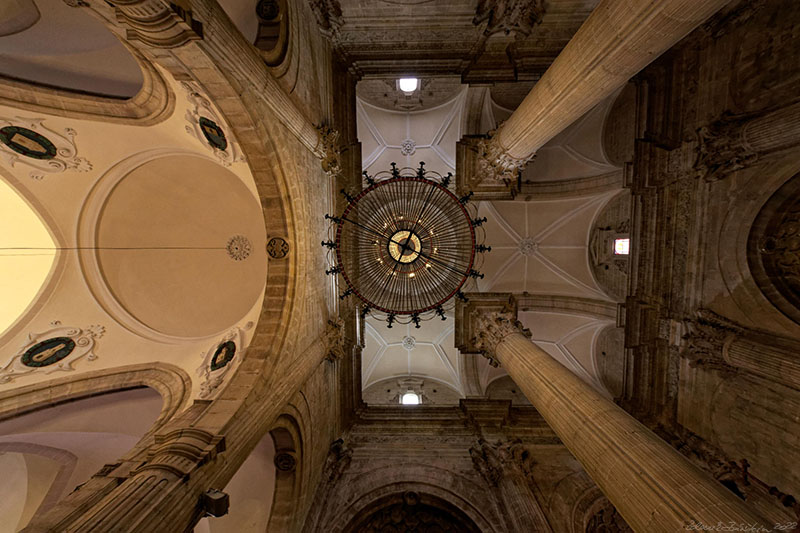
323;162;488;328
196;323;252;398
0;323;105;383
0;117;92;180
226;235;252;261
182;81;245;167
517;237;538;256
267;236;290;259
400;138;417;156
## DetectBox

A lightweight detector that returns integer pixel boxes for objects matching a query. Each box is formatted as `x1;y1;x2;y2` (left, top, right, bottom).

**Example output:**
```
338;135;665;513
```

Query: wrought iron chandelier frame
323;162;489;328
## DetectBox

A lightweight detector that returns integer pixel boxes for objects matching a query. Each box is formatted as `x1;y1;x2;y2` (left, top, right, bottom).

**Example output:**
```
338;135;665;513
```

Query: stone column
480;0;730;181
470;439;553;532
472;310;768;532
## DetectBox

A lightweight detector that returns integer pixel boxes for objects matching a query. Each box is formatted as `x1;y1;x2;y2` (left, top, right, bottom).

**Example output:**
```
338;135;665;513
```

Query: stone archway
342;491;482;533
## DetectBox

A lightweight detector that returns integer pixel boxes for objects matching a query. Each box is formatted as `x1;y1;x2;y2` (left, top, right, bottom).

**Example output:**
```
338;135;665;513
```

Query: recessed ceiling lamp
398;78;418;94
323;163;490;328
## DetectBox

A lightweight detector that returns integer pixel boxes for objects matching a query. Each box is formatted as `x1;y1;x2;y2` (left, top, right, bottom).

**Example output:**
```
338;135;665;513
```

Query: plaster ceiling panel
0;452;27;531
361;326;385;370
526;146;612;181
366;317;406;345
408;345;455;386
536;248;601;295
524;197;595;240
562;325;603;379
96;155;267;339
435;110;461;158
360;104;407;146
407;100;457;147
357;111;382;162
524;254;591;296
438;329;459;370
486;201;526;238
519;311;594;343
367;147;405;175
536;207;596;248
477;247;519;292
479;203;522;246
485;254;527;293
0;0;143;97
366;345;410;385
412;148;452;176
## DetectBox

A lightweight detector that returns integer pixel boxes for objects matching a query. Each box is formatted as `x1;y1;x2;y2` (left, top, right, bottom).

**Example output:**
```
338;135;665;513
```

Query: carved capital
694;113;757;182
474;0;546;39
469;438;535;487
315;125;343;177
681;310;741;373
324;318;346;362
477;129;534;189
110;0;203;49
472;309;531;365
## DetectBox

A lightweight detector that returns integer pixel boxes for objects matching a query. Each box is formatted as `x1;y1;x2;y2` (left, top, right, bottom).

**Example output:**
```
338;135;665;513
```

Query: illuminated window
401;392;420;405
398;78;418;93
614;238;630;255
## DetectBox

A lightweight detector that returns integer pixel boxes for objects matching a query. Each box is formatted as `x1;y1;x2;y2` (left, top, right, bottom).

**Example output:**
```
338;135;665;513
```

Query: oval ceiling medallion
199;117;228;151
0;126;57;160
21;337;75;367
210;340;236;371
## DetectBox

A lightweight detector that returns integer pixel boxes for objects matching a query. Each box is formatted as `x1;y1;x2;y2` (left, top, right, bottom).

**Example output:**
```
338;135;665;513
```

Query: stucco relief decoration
274;452;297;472
0;117;92;180
0;322;105;383
226;235;252;261
474;0;546;39
694;113;756;181
400;138;416;156
315;124;342;177
182;82;245;167
196;323;253;398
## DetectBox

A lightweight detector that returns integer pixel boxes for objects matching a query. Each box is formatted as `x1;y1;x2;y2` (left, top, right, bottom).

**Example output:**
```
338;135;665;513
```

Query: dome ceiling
95;155;267;339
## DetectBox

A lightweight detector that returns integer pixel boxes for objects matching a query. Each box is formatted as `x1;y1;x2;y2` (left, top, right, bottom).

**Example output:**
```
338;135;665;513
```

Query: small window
401;392;420;405
614;238;630;255
398;78;418;93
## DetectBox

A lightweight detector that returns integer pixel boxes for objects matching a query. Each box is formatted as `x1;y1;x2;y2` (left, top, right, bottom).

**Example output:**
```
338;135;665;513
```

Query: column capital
455;293;530;366
315;124;343;177
477;128;535;185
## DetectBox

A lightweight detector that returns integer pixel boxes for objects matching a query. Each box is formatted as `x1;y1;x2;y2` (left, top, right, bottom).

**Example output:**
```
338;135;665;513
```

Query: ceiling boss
323;162;489;328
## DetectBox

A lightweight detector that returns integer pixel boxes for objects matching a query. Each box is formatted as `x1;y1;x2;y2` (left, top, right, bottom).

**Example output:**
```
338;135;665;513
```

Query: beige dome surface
96;155;266;338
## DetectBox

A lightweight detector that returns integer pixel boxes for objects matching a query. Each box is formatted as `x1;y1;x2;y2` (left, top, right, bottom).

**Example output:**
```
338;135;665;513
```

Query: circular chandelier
323;163;489;328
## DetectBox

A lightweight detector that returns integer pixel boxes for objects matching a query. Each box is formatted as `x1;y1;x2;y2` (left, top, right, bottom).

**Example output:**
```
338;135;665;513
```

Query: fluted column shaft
475;313;767;532
493;0;729;161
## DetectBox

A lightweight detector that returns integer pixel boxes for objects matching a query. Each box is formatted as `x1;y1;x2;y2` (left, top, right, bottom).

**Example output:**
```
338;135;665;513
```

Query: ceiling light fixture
323;163;490;328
